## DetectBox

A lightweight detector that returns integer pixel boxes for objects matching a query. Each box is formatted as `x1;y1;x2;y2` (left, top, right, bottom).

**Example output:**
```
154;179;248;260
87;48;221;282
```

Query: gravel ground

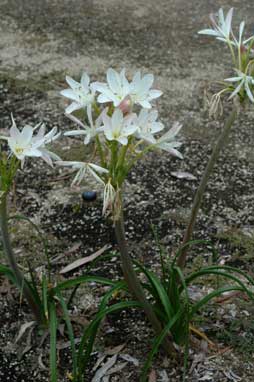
1;0;254;381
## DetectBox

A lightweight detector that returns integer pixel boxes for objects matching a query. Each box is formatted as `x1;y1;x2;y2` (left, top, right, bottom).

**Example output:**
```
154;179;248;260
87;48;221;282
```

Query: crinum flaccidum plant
199;8;254;114
59;68;183;220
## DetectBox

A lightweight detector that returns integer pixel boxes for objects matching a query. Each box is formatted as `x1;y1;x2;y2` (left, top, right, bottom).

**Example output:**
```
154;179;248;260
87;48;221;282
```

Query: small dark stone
82;191;97;202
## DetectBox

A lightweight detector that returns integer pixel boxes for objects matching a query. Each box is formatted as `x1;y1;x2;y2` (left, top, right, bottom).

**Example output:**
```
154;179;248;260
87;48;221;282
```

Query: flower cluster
198;8;254;105
60;68;183;217
0;69;183;219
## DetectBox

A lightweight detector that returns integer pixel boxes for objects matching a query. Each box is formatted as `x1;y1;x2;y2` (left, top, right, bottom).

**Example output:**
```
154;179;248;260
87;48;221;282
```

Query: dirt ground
1;0;254;381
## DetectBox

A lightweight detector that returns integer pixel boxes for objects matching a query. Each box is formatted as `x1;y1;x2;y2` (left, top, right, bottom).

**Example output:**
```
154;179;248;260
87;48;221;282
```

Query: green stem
227;39;237;67
0;194;44;323
177;108;238;269
95;136;106;168
109;141;118;182
114;209;175;356
127;144;155;173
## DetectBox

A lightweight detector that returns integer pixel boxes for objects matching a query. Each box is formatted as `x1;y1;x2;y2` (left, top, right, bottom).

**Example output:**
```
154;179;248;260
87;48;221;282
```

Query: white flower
102;179;116;216
94;68;162;109
129;71;162;108
0;115;61;168
93;68;130;107
145;122;183;159
224;70;254;102
198;8;234;43
64;105;103;145
102;108;137;145
156;122;183;158
56;161;108;186
135;109;164;142
60;72;95;114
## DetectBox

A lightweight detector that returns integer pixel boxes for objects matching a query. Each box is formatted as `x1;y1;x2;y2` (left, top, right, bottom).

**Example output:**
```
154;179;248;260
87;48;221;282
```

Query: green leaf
54;275;116;292
191;286;245;316
133;262;174;319
56;291;77;380
42;275;48;321
184;269;254;301
141;309;182;382
77;300;142;376
49;302;58;382
77;283;125;376
0;263;16;284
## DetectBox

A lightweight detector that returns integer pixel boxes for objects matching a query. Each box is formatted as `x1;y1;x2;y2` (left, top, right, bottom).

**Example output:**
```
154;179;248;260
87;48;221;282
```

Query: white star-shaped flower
129;71;162;108
94;68;162;109
102;108;137;145
145;122;183;159
134;109;164;142
225;70;254;102
60;72;95;114
64;105;103;145
198;8;234;43
93;68;130;107
56;161;108;186
0;115;61;167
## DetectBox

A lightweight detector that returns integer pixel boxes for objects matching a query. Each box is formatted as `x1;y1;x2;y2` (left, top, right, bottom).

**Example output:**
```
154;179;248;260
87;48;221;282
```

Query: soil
1;0;254;381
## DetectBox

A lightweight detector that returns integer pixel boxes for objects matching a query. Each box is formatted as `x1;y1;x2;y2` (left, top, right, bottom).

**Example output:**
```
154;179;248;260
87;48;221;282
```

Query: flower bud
118;96;132;114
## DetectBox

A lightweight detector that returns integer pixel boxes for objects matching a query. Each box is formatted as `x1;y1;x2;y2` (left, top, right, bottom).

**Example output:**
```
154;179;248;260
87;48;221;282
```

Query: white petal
65;113;86;129
97;93;112;104
117;136;128;145
20;125;33;145
225;8;233;35
224;76;242;82
64;130;87;137
148;89;163;100
112;109;123;130
36;124;46;139
24;148;43;157
66;76;80;90
44;126;58;142
198;29;220;36
88;163;108;174
60;89;80;102
139;100;152;108
243;35;254;45
86;104;94;128
140;74;154;93
81;72;90;89
65;102;82;114
107;68;122;94
10;115;21;141
245;81;254;102
239;21;245;44
228;79;244;99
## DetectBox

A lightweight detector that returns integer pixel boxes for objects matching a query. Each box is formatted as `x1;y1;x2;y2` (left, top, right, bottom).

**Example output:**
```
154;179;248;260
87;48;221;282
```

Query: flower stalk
0;194;44;323
177;108;237;269
114;203;175;356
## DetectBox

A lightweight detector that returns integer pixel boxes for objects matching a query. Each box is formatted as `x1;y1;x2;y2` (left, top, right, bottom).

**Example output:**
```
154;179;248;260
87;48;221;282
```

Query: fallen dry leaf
15;321;35;343
171;171;197;180
60;244;111;274
91;355;117;382
149;369;157;382
105;343;125;355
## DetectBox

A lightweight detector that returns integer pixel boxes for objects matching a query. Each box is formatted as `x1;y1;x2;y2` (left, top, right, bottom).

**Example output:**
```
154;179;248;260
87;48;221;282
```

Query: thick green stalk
95;136;106;168
0;194;43;323
177;108;237;269
114;213;175;356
